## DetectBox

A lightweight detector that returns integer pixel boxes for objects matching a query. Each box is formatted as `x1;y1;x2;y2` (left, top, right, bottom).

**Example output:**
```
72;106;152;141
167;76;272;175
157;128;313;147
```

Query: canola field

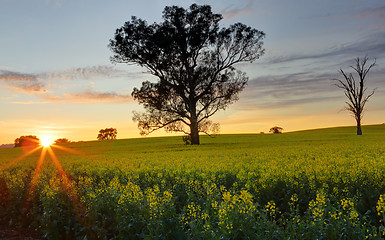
1;124;385;239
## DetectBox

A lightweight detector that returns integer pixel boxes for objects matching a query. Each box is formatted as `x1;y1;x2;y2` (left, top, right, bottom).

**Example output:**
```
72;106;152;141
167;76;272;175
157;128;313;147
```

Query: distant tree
14;135;40;147
97;128;117;140
269;126;283;134
109;4;265;145
54;138;70;144
334;56;376;135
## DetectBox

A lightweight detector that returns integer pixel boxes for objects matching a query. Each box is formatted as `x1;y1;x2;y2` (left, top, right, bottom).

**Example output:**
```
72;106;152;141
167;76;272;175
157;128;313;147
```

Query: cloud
11;101;50;104
44;65;123;81
1;65;137;104
0;70;46;92
236;66;384;111
42;90;133;104
0;65;127;94
237;95;342;111
221;2;256;20
356;7;385;19
265;31;385;65
239;72;337;109
68;91;133;104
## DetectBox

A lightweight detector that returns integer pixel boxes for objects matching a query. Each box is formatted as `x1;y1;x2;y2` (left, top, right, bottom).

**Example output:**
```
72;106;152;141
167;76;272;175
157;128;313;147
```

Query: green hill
1;124;385;239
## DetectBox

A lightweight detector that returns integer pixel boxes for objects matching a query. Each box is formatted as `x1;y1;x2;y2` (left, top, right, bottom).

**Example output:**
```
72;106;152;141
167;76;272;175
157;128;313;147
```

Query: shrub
182;135;192;145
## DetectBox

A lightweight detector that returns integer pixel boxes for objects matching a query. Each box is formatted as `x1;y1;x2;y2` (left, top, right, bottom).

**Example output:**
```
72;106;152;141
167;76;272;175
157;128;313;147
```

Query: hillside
0;124;385;239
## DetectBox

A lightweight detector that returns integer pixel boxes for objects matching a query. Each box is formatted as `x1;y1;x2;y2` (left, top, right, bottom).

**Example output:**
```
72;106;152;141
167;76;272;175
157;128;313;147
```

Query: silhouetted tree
109;4;265;145
270;126;283;134
334;56;376;135
14;135;40;147
54;138;70;144
97;128;117;140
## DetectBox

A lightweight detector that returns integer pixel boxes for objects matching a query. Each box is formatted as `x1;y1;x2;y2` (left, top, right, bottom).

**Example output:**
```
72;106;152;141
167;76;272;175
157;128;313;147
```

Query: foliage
54;138;70;144
97;128;117;140
270;126;283;134
334;56;376;135
182;135;191;145
1;124;385;239
109;4;265;145
14;135;40;148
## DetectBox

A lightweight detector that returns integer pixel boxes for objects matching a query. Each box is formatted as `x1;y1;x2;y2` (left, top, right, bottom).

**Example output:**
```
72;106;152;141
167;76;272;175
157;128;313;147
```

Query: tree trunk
356;118;362;135
190;119;200;145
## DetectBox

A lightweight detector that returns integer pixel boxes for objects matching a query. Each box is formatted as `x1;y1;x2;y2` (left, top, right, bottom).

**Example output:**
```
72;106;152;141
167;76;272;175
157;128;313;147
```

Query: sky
1;0;384;144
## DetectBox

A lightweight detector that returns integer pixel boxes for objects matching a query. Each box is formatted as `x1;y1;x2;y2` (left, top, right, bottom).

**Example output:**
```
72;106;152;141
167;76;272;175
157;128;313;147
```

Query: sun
40;135;54;147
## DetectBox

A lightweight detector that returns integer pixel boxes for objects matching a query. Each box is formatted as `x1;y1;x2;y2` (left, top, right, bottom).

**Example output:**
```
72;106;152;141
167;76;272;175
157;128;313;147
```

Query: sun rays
17;143;84;197
40;135;54;147
0;146;42;172
0;139;92;233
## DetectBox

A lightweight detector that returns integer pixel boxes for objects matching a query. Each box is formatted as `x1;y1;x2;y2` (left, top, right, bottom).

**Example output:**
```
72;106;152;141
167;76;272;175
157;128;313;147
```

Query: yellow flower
309;191;326;223
265;200;277;218
376;194;385;216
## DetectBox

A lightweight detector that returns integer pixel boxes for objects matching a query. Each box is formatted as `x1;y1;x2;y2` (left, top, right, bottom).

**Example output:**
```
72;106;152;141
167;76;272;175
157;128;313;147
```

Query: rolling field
1;124;385;239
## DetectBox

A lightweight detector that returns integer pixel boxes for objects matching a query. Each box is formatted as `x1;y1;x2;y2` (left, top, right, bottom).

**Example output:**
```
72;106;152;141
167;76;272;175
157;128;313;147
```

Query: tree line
13;128;118;148
13;136;71;147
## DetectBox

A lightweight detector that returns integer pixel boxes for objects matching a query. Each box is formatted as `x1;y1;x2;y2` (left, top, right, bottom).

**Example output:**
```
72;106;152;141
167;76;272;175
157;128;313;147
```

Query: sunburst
1;136;94;235
40;135;54;147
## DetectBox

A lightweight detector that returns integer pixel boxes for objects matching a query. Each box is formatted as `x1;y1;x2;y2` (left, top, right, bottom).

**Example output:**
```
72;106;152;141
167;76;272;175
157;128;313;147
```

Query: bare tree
334;56;376;135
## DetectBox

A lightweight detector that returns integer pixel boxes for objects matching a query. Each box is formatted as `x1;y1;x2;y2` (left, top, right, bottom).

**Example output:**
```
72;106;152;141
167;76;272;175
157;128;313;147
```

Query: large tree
14;135;40;147
109;4;265;144
334;56;376;135
97;128;118;140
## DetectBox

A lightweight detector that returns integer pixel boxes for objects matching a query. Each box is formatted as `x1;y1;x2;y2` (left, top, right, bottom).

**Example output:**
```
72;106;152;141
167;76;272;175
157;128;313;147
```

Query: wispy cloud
243;72;336;104
355;7;385;19
68;91;133;104
42;90;133;104
0;65;126;93
221;1;256;20
265;31;385;65
11;100;50;104
237;66;384;111
44;66;122;81
0;65;135;104
0;70;46;92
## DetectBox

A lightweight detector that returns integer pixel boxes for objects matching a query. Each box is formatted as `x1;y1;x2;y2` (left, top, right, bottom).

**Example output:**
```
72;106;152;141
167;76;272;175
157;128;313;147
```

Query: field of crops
1;124;385;239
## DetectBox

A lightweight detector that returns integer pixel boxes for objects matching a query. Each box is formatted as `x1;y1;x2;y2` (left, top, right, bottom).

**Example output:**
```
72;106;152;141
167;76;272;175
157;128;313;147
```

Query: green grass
1;124;385;239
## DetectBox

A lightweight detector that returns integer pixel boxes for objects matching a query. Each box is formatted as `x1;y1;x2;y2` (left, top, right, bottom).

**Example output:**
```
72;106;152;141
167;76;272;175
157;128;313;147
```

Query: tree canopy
97;128;118;140
14;135;40;147
109;4;265;144
269;126;283;134
54;138;71;144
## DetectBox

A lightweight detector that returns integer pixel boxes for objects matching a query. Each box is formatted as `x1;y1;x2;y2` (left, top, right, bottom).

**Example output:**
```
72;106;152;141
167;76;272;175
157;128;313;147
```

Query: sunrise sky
1;0;384;144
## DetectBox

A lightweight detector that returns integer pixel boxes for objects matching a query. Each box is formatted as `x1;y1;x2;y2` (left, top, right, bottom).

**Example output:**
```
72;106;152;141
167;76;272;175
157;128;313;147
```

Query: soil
0;227;41;240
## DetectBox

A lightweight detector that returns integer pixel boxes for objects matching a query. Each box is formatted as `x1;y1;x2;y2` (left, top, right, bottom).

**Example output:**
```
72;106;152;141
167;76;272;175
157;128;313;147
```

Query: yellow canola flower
377;194;385;216
309;191;326;223
265;200;277;218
